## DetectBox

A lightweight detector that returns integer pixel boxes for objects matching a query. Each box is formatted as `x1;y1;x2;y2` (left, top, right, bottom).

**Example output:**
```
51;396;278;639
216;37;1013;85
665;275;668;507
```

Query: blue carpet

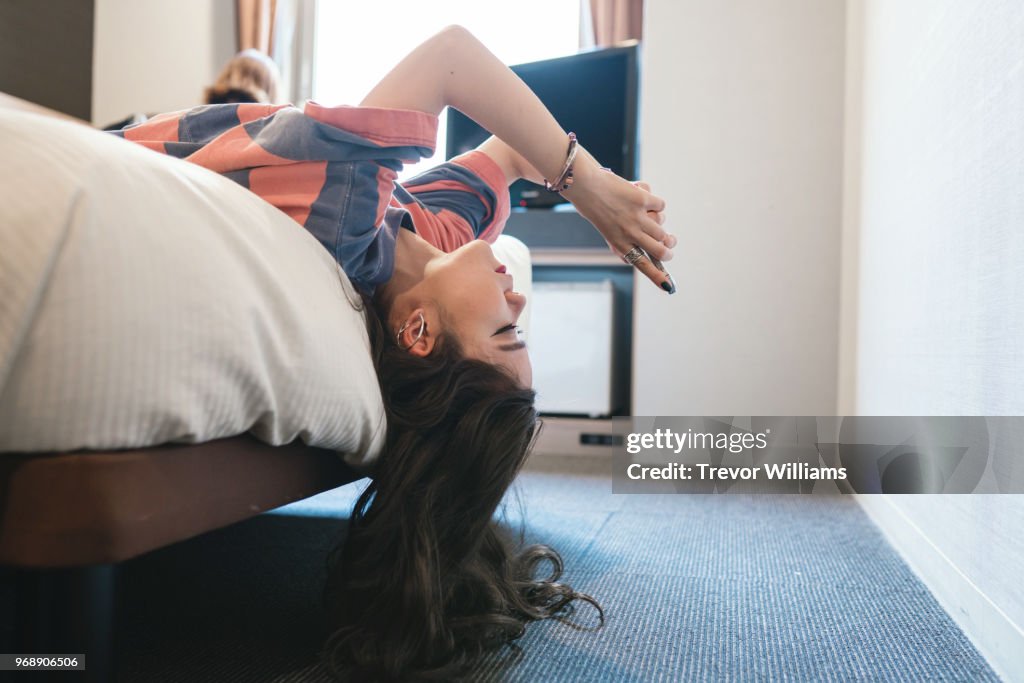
110;458;1000;682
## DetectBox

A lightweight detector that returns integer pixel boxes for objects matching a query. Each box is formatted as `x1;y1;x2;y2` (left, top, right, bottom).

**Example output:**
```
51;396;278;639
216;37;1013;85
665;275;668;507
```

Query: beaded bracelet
543;132;579;193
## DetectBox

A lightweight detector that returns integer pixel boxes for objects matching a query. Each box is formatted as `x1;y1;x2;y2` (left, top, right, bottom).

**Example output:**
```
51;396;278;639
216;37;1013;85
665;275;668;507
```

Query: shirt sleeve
394;150;512;253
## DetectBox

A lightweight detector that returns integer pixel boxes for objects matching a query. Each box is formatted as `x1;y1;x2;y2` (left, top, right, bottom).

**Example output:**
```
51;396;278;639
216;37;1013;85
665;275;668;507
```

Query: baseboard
857;496;1024;682
532;416;616;458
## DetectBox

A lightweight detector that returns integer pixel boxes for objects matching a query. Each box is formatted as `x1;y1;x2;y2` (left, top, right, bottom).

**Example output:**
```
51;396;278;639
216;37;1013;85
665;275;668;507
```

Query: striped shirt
112;101;510;293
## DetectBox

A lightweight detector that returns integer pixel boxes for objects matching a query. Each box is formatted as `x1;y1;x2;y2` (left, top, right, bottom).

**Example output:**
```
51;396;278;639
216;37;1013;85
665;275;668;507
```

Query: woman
204;48;282;104
117;26;673;680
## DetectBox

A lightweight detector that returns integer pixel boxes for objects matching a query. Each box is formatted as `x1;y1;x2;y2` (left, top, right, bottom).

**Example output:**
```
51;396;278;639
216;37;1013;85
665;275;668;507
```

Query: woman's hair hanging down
204;49;281;105
321;295;604;682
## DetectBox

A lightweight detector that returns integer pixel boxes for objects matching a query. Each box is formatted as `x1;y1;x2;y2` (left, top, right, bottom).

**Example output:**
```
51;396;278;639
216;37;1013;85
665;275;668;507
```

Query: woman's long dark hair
321;296;603;681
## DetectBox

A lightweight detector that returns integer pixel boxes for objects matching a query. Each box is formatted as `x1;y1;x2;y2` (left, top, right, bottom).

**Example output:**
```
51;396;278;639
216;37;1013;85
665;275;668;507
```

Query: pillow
0;109;387;464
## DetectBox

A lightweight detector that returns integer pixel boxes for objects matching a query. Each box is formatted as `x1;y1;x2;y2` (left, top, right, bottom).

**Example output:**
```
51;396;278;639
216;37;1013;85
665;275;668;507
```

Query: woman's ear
396;308;437;357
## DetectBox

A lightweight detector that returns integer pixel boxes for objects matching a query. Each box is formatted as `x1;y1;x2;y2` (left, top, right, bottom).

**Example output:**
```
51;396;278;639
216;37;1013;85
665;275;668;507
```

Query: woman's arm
476;136;666;230
475;136;544;186
358;25;675;266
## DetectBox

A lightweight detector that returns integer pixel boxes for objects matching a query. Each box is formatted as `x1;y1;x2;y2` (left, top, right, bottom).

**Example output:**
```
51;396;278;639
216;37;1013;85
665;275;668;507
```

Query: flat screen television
445;42;640;209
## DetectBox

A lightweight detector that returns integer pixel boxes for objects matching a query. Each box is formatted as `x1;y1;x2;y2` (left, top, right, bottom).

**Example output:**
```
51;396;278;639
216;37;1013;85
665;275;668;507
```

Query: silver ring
622;246;646;266
396;311;426;350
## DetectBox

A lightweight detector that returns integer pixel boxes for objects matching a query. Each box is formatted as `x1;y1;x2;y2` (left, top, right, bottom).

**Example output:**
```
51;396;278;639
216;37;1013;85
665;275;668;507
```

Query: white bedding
0;109;390;460
0;109;532;466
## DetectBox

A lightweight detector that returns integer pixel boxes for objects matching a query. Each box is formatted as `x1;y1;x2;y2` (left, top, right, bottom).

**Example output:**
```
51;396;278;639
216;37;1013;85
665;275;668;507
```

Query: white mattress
0;109;388;463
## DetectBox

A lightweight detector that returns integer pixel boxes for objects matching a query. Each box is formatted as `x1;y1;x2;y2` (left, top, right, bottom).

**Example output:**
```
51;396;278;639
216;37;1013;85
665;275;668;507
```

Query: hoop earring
396;311;426;351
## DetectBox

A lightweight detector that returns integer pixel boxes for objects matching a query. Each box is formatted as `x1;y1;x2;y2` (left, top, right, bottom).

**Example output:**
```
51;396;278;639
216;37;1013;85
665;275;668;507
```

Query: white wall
91;0;235;126
634;0;845;416
852;0;1024;416
845;1;1024;678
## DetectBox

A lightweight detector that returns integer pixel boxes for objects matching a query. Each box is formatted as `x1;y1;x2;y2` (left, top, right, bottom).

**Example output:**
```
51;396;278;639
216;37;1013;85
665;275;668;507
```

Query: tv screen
446;43;640;209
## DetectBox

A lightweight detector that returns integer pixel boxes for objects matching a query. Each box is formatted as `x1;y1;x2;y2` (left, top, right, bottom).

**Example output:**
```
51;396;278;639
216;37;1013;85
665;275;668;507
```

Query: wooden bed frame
0;437;361;681
0;92;364;681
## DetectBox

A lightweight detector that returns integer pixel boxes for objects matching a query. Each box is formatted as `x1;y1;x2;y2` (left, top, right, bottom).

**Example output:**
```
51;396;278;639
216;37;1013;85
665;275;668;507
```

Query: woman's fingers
584;177;675;292
641;234;673;261
632;182;668;241
634;184;673;248
633;253;673;292
632;180;666;212
640;215;667;242
582;175;675;283
643;191;666;213
615;229;672;262
638;214;675;258
616;243;676;294
645;209;674;250
623;182;674;259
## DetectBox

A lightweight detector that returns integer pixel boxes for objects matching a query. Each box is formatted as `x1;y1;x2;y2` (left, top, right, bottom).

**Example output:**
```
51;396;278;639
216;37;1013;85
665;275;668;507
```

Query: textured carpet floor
102;455;1001;682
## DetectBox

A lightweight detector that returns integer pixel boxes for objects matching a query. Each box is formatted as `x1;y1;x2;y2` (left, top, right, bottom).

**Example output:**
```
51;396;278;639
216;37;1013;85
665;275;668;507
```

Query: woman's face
420;240;532;388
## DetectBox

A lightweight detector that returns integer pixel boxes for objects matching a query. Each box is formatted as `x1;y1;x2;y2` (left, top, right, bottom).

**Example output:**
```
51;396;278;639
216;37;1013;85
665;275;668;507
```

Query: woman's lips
495;264;507;273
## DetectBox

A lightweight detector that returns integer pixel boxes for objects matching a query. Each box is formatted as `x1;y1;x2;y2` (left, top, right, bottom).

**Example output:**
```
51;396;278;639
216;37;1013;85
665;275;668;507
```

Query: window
313;0;581;179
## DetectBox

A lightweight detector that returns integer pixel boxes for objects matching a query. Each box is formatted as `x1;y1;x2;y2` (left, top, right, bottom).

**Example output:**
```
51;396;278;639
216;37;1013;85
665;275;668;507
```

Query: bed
0;93;533;680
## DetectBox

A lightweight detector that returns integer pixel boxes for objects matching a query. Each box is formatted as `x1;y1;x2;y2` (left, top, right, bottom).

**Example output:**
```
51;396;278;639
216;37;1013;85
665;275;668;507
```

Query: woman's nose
508;290;527;318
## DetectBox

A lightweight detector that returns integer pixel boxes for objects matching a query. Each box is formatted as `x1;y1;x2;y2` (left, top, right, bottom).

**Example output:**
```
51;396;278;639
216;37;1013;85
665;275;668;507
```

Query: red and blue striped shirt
112;101;510;293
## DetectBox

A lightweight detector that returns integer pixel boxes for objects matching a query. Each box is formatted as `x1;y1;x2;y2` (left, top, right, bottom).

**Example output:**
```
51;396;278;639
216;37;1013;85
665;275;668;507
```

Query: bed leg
14;563;117;682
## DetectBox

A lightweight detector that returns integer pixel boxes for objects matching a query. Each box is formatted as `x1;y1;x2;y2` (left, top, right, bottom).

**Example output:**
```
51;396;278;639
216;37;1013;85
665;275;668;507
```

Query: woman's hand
563;154;675;263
